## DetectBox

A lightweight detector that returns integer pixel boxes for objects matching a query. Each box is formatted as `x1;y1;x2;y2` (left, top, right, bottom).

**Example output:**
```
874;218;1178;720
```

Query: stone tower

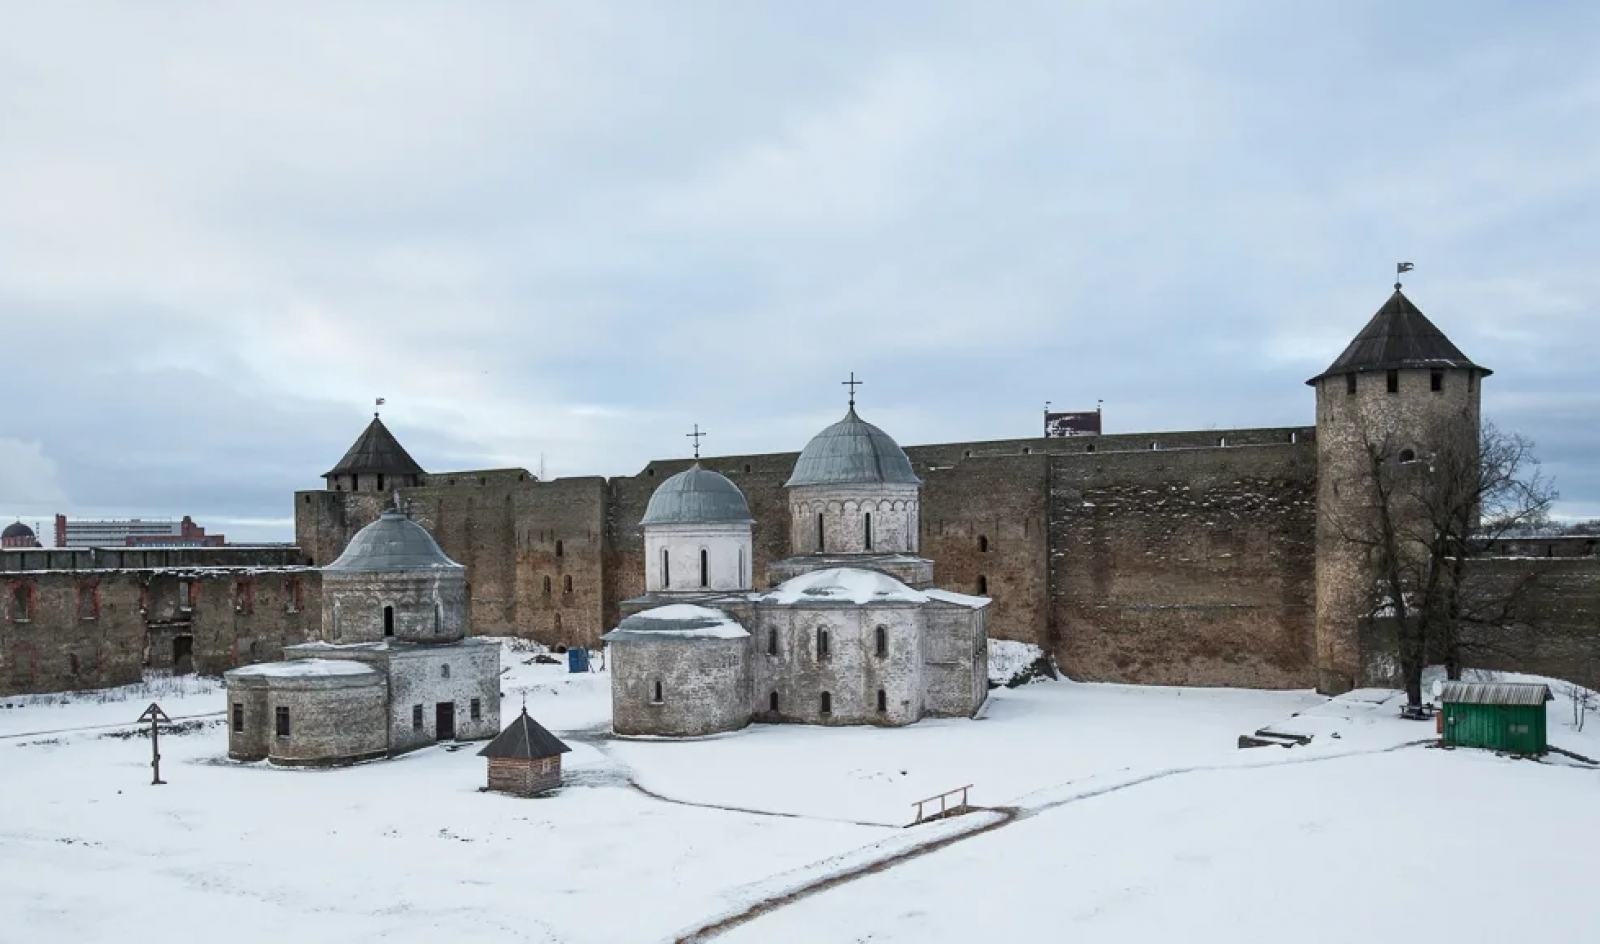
323;415;425;494
1308;285;1489;693
639;464;755;593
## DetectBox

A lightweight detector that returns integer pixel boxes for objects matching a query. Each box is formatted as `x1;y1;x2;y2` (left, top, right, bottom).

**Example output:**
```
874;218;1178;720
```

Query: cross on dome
842;372;863;408
686;424;707;459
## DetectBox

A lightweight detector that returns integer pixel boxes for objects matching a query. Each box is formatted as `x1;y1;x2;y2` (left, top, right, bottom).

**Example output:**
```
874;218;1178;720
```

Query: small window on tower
978;535;989;553
440;664;450;679
377;474;385;490
877;689;887;712
543;576;551;594
1346;373;1357;396
769;691;779;712
412;705;423;730
1387;369;1399;394
1399;449;1417;464
1430;370;1443;392
555;540;564;558
232;703;244;733
817;628;830;660
276;706;291;738
700;549;708;588
864;513;873;551
875;625;888;658
384;605;395;637
563;575;572;593
977;575;988;595
820;691;832;715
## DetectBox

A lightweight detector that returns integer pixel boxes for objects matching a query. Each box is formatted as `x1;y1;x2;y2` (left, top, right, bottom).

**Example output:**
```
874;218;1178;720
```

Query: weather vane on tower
842;372;863;409
1396;261;1414;291
687;423;706;460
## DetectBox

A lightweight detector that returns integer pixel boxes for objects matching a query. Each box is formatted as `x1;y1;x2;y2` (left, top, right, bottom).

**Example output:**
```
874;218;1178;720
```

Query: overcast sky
2;1;1596;543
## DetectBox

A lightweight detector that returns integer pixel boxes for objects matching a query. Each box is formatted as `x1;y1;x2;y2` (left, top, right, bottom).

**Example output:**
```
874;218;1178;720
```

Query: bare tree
1328;417;1556;708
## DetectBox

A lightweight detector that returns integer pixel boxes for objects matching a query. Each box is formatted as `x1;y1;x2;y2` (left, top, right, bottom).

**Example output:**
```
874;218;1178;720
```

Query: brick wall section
1048;442;1319;688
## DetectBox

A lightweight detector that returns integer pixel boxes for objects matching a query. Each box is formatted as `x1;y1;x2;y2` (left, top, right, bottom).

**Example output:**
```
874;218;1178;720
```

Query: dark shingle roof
324;416;425;478
478;709;572;760
1307;288;1490;385
1440;681;1552;706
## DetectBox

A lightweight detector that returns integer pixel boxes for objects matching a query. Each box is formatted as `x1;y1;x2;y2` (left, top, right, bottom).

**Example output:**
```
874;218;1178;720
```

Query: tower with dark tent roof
1308;281;1490;694
324;414;426;494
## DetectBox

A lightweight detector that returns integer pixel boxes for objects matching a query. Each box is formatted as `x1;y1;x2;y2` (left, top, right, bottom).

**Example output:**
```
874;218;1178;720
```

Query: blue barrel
567;648;590;673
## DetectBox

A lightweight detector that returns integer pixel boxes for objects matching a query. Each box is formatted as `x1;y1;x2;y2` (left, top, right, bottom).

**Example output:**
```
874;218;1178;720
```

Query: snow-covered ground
2;643;1596;943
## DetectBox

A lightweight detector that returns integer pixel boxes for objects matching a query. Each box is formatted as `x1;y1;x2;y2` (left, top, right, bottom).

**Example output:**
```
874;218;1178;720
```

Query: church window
1346;373;1357;396
662;549;671;587
332;600;342;638
1290;431;1299;444
700;549;708;588
553;612;562;634
543;576;552;594
767;628;778;656
820;692;832;715
978;535;988;553
652;681;664;704
384;605;395;637
864;513;873;551
555;540;564;558
877;689;887;712
564;575;573;593
412;705;423;730
977;575;988;594
377;474;385;491
769;691;779;712
1431;370;1444;392
646;468;655;477
276;706;291;738
470;698;481;721
739;547;746;587
1217;437;1227;447
875;625;888;658
1149;441;1158;451
434;600;442;633
441;664;450;679
817;513;825;553
1023;447;1032;455
1387;369;1399;394
817;628;830;660
232;703;244;733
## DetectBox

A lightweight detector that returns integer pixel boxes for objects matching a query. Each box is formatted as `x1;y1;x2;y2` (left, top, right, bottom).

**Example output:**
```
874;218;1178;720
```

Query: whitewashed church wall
265;676;388;766
643;524;752;593
322;571;468;644
385;641;501;753
610;636;750;736
748;604;924;726
788;484;920;555
225;675;271;761
922;605;989;717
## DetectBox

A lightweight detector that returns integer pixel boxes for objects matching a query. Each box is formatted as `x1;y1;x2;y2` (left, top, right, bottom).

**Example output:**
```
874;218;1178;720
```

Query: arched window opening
877;689;887;712
441;664;450;679
553;612;562;634
700;548;708;588
652;680;663;704
434;600;442;633
978;535;989;553
977;575;988;595
817;627;830;660
543;576;552;594
875;625;888;658
864;513;873;551
383;605;395;637
739;547;746;587
377;474;385;491
744;464;752;473
817;513;825;553
1086;443;1096;454
769;691;780;712
555;539;564;558
768;628;778;656
1386;369;1399;394
820;691;832;715
1346;373;1358;396
564;575;573;593
662;549;671;587
352;474;360;491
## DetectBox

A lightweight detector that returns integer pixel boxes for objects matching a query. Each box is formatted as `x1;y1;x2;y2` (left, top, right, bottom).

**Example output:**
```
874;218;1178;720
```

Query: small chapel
602;387;991;737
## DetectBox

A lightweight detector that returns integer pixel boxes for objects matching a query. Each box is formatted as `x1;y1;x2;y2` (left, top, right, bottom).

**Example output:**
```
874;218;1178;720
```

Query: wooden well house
479;708;572;796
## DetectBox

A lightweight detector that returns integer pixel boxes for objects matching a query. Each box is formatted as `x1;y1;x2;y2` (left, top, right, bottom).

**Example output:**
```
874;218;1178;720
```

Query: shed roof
1307;288;1489;384
325;416;425;478
478;708;571;760
1440;681;1552;706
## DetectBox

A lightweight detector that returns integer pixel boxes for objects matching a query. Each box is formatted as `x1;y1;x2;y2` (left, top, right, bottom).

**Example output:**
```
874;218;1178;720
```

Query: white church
602;394;991;737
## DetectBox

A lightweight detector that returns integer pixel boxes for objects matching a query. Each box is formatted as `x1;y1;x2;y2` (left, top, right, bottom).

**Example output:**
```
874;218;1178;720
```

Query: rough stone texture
1;567;318;696
228;669;389;766
788;483;920;555
1313;365;1481;693
322;571;468;645
609;636;750;736
1458;557;1600;689
922;602;989;717
1049;442;1319;688
747;602;927;727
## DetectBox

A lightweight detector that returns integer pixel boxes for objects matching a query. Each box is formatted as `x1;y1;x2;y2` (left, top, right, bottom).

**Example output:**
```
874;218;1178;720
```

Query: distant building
2;522;41;548
54;514;225;548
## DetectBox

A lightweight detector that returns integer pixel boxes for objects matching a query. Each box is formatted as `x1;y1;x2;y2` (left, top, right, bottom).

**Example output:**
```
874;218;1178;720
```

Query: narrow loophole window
1431;370;1443;392
864;512;873;551
769;691;779;712
652;680;664;704
978;535;988;553
820;691;832;715
1387;369;1399;394
1346;373;1357;396
662;549;670;587
875;625;888;658
817;513;825;553
817;628;830;660
877;689;887;712
276;706;291;738
384;605;394;637
977;575;988;594
700;548;708;588
767;628;778;656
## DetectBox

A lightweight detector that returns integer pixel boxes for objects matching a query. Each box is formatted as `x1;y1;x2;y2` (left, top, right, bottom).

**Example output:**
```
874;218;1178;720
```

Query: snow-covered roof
602;604;750;641
324;508;463;574
1440;681;1552;706
226;659;378;679
924;588;990;609
758;569;991;609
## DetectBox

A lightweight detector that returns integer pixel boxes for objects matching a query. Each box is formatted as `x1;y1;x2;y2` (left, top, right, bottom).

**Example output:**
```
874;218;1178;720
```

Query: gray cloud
2;1;1597;542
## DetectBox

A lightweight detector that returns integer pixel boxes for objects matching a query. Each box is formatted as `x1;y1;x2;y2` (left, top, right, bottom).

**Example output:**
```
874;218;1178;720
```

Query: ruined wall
0;567;319;696
1048;441;1319;688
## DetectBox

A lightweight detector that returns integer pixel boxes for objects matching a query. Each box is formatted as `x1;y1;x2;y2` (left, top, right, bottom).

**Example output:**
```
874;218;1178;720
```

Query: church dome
324;508;463;574
2;522;35;540
785;407;921;488
640;464;754;527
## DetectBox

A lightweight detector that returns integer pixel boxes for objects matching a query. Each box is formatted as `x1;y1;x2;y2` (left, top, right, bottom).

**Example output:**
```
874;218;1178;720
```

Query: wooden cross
842;372;863;408
686;424;706;459
137;702;172;785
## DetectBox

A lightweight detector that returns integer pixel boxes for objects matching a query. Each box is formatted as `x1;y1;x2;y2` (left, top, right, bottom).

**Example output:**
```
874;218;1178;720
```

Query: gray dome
324;509;463;574
785;407;922;488
2;522;34;540
640;464;754;526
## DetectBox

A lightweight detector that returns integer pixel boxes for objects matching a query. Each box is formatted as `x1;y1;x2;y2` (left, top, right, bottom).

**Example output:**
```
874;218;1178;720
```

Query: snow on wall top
602;604;750;641
226;659;378;679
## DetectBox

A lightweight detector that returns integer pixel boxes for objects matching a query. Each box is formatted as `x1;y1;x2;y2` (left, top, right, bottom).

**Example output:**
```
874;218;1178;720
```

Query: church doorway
172;635;194;675
435;702;456;741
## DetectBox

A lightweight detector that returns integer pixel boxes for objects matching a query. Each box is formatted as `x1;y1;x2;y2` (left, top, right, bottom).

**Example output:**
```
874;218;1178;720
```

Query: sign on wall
1044;409;1102;438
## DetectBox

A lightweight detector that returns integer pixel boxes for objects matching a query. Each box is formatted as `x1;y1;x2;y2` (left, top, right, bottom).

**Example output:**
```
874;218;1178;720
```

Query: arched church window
441;664;450;679
352;474;360;491
977;575;988;595
817;628;830;660
768;628;778;656
1086;443;1096;454
820;691;832;715
739;547;746;587
10;585;29;621
652;680;663;704
383;605;394;637
1387;369;1399;394
864;513;873;551
817;513;825;553
377;474;385;491
434;600;442;633
875;625;888;658
662;549;671;587
769;691;779;712
1346;373;1358;396
700;549;708;588
555;540;564;558
978;535;989;553
877;689;887;712
543;576;552;594
332;600;341;639
564;575;573;593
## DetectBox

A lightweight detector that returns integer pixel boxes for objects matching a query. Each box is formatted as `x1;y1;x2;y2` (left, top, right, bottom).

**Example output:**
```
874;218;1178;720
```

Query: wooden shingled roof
478;709;572;760
1307;288;1489;384
324;416;426;478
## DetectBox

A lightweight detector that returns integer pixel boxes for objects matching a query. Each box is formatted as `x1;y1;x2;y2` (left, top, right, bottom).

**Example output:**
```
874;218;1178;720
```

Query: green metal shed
1440;681;1552;755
